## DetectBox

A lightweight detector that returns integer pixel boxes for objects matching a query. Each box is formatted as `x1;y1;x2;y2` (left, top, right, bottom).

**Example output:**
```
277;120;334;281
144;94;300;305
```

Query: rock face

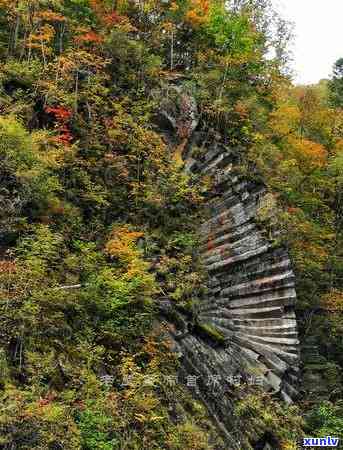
158;86;300;445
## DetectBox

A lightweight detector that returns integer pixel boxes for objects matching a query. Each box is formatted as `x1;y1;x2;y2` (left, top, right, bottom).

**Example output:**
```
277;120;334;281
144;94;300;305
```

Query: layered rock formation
158;86;300;445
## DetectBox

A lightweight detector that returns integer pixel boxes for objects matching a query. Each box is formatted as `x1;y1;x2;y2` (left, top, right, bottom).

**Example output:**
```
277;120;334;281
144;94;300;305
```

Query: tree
329;58;343;108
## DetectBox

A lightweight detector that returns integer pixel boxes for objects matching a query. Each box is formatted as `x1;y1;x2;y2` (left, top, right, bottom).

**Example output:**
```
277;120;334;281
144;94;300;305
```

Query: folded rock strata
158;87;300;446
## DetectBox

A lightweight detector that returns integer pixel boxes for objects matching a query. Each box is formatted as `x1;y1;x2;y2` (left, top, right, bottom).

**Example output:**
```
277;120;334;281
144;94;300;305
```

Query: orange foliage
27;24;55;51
45;106;73;145
321;290;343;312
75;30;103;45
36;10;66;22
291;137;327;170
105;225;144;264
185;0;210;27
103;11;126;26
89;0;105;18
45;106;72;122
88;0;129;29
0;260;16;274
334;139;343;153
234;100;249;119
105;226;154;284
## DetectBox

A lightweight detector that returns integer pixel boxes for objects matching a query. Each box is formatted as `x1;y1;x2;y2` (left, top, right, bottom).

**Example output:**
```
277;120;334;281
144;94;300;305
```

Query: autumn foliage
0;0;342;448
45;106;73;145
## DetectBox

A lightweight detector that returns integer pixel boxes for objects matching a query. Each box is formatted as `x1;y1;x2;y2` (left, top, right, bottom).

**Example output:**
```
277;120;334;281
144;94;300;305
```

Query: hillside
0;1;342;449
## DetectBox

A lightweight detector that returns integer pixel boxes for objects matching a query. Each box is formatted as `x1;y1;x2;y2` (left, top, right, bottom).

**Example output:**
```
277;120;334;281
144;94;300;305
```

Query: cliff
159;87;300;444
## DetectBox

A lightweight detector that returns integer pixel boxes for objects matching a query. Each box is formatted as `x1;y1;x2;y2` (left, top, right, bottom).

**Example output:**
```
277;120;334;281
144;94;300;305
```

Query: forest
0;0;342;449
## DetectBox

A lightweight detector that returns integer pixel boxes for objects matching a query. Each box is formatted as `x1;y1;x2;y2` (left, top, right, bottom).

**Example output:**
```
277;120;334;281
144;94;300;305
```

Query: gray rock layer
158;88;299;445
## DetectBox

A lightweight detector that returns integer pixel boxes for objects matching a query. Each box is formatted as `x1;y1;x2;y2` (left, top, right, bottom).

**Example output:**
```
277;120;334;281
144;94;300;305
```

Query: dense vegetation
0;0;342;448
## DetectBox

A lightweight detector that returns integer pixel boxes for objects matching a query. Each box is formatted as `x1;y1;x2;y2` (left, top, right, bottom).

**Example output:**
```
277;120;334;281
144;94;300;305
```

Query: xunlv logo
303;436;339;447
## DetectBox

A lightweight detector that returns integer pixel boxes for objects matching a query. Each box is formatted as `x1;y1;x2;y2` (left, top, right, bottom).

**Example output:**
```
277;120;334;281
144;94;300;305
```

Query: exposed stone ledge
157;85;300;444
